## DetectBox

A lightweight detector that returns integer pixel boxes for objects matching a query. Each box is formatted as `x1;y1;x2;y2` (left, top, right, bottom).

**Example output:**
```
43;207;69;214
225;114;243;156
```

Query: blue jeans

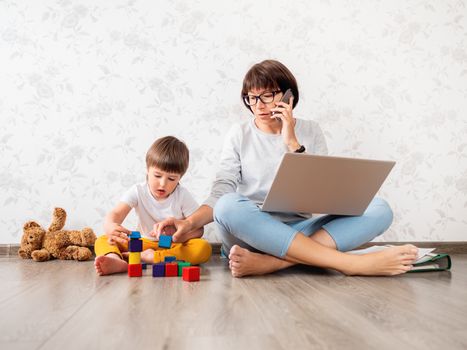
214;193;393;258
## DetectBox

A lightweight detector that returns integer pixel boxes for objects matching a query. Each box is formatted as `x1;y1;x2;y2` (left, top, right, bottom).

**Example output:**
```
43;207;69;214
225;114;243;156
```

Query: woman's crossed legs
214;193;418;277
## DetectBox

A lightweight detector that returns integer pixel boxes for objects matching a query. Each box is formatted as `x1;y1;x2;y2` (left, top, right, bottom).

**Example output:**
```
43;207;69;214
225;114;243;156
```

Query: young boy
94;136;212;276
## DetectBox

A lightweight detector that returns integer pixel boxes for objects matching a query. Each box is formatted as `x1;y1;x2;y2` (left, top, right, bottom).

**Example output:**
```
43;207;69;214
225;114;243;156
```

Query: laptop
260;153;395;216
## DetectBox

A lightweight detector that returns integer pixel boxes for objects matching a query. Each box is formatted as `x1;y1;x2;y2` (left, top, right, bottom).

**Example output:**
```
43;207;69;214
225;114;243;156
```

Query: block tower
128;231;143;277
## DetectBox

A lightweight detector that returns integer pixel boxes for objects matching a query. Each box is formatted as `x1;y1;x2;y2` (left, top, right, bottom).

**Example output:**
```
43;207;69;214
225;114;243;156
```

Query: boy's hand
106;223;130;245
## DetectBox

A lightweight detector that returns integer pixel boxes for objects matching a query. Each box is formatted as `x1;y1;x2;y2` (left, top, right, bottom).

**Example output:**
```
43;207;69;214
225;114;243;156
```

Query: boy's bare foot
94;254;128;276
228;245;293;278
343;244;419;276
141;249;155;263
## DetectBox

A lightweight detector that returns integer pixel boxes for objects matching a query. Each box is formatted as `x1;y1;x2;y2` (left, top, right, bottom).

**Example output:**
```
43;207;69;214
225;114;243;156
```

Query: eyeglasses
243;90;281;106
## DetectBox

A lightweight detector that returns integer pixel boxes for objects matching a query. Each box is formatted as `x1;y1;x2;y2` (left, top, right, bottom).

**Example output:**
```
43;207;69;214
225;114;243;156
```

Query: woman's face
247;88;284;123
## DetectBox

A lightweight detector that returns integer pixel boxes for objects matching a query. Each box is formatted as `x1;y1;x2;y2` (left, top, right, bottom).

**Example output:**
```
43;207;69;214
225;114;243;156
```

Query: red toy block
182;266;200;282
165;263;178;277
128;264;142;277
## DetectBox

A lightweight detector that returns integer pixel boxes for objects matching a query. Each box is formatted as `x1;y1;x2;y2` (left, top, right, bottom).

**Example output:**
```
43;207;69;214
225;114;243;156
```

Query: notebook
348;245;452;272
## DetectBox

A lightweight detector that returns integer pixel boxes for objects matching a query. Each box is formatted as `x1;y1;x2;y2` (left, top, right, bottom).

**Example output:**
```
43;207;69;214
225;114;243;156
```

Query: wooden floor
1;255;467;350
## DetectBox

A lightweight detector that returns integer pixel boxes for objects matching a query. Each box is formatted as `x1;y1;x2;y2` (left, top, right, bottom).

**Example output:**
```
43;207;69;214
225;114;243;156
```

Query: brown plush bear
18;207;96;262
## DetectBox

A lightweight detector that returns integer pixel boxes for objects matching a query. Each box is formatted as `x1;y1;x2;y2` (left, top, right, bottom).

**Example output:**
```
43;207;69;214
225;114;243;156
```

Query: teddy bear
18;207;97;262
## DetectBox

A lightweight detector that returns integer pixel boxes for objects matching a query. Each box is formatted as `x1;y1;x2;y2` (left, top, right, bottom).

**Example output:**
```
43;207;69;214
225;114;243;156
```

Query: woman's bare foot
141;249;155;263
94;254;128;276
343;244;419;276
228;245;294;278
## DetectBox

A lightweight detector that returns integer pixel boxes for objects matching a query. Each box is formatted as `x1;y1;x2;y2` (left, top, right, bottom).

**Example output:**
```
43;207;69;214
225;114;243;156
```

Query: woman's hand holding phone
271;89;301;151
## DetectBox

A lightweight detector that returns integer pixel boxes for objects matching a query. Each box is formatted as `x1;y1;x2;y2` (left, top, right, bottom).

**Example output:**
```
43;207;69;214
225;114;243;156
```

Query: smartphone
280;89;294;104
272;88;294;118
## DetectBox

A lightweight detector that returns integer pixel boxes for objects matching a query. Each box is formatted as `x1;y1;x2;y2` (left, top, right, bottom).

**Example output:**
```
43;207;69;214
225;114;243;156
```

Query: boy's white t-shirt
120;182;199;240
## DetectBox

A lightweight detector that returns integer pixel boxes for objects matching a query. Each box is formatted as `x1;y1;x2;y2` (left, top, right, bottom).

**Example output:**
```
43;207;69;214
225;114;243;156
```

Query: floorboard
1;255;466;350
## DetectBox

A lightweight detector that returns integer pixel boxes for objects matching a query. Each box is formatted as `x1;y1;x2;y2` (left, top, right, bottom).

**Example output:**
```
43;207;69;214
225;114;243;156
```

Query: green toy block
178;262;191;276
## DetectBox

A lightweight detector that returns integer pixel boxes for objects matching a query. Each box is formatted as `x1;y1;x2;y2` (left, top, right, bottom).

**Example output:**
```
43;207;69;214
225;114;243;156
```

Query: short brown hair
146;136;189;176
241;60;299;113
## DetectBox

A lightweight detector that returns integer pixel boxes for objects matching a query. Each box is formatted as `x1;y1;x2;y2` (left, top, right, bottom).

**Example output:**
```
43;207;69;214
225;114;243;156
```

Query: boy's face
147;166;181;200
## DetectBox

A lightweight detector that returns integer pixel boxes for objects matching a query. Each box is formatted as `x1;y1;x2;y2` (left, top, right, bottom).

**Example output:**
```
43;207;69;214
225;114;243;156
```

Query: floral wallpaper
1;0;466;244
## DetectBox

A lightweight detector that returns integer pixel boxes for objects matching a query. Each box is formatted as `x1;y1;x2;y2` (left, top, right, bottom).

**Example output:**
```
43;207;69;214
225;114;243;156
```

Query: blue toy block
152;263;165;277
164;256;176;263
129;231;141;239
128;239;143;252
158;235;172;249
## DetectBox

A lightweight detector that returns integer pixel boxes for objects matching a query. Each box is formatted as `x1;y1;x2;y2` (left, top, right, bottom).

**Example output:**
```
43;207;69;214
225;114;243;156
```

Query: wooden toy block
165;263;178;277
152;263;165;277
164;256;176;263
182;266;200;282
129;252;141;264
178;262;191;276
128;264;142;277
158;235;172;249
129;231;141;239
128;239;143;252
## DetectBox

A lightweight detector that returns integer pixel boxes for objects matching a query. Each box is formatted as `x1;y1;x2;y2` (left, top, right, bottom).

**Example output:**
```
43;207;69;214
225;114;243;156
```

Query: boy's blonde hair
146;136;189;176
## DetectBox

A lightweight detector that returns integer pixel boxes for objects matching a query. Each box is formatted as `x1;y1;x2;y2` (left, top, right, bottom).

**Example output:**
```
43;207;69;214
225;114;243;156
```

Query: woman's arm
176;226;204;242
157;205;213;243
185;205;213;231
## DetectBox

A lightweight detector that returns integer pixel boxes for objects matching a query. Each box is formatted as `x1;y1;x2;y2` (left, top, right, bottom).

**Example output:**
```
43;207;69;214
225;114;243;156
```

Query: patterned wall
1;0;466;244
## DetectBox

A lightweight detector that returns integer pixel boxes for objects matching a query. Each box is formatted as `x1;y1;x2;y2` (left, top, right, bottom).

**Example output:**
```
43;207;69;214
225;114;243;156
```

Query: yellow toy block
129;252;141;264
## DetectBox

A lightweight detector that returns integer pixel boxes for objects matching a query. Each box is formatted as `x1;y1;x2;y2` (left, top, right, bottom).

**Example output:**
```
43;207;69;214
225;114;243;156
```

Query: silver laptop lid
261;153;395;216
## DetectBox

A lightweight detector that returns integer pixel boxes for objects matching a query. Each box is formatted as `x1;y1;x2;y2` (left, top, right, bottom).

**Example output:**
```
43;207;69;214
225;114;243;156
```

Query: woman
156;59;418;277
